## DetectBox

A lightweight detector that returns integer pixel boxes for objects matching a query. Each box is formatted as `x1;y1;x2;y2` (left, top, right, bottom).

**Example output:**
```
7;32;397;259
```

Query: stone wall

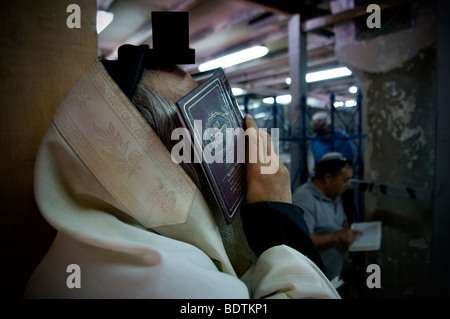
331;0;436;298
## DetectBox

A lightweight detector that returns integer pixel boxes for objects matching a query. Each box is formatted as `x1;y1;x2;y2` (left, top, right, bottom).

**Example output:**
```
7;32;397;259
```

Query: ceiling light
252;112;268;119
262;94;292;105
262;97;275;104
275;94;292;104
306;67;352;83
97;10;114;34
345;100;357;107
349;86;358;94
198;46;269;72
231;87;245;96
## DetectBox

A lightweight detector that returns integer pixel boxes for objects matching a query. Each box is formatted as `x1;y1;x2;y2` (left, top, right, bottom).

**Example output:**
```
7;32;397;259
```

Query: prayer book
349;221;382;252
176;68;246;224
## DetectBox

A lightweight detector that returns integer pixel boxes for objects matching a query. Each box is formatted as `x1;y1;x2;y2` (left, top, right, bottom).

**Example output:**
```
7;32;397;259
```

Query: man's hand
311;227;363;249
334;228;363;245
244;114;292;204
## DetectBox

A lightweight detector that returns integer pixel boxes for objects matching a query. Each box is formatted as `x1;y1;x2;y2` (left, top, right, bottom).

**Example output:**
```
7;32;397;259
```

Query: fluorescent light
276;94;292;104
285;68;352;85
306;67;352;83
231;87;245;96
198;46;269;72
252;112;267;119
307;97;322;107
247;102;261;110
263;94;320;106
262;94;292;105
348;86;358;94
333;100;357;108
345;100;357;107
262;97;274;104
97;10;114;34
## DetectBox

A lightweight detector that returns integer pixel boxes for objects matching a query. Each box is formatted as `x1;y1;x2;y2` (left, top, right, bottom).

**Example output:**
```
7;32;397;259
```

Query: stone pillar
288;14;308;190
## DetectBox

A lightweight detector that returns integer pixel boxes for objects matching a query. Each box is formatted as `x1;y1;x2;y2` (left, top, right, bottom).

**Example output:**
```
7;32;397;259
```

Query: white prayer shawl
24;59;340;299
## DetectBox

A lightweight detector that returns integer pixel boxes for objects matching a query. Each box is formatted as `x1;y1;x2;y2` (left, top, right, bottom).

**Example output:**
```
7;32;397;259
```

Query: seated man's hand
334;228;363;245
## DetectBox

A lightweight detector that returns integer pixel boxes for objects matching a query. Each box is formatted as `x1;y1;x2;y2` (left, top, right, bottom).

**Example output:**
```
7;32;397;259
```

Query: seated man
293;152;361;281
24;43;339;298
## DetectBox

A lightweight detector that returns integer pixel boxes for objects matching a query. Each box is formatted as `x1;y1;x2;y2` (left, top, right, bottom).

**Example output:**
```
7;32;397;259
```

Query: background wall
333;0;437;298
0;0;97;298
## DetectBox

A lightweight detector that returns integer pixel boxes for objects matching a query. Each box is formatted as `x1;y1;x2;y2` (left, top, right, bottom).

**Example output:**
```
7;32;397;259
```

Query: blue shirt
310;130;354;164
292;180;347;280
292;180;347;234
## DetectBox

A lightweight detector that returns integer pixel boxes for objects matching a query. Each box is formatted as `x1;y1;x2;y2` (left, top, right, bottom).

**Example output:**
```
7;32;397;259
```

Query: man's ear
323;173;333;182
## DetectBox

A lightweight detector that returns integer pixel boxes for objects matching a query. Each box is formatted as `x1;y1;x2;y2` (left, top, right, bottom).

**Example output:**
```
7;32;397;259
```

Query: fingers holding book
244;114;292;204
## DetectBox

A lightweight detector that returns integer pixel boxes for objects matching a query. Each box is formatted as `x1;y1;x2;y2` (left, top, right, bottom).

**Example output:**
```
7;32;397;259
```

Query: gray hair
132;68;204;191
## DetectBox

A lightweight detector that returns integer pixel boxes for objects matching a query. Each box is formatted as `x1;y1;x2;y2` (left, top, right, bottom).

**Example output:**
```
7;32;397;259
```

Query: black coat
241;201;326;275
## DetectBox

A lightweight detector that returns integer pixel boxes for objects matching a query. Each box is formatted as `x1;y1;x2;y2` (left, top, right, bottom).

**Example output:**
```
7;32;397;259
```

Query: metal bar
350;179;433;202
243;94;249;115
279;133;368;142
300;94;308;184
273;96;277;129
330;92;335;152
288;14;307;190
357;90;364;179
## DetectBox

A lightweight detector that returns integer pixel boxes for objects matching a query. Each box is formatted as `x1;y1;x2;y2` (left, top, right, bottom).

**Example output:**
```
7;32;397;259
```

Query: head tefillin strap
102;11;195;101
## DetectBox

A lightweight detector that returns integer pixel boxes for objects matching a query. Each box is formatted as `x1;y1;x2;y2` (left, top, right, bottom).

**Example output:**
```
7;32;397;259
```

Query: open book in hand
349;221;382;252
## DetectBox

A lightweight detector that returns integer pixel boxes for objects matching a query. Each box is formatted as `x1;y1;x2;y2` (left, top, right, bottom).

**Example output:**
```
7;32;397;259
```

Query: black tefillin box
148;11;195;65
108;11;196;100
